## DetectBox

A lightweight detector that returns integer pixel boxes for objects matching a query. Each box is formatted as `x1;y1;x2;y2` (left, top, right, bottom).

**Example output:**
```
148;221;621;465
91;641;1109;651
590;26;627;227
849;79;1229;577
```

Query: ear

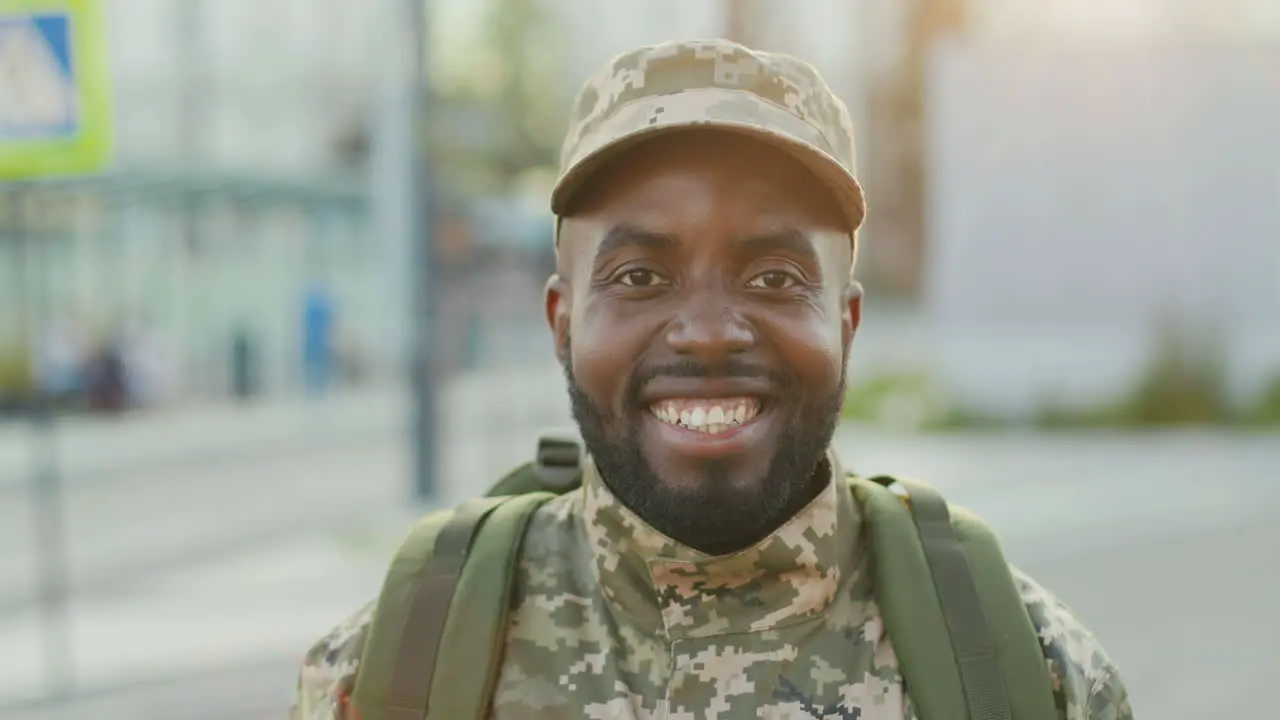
545;274;571;365
842;279;864;351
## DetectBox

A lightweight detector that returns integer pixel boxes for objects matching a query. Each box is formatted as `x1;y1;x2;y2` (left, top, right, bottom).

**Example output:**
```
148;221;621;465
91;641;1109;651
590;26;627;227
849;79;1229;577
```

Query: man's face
546;130;862;555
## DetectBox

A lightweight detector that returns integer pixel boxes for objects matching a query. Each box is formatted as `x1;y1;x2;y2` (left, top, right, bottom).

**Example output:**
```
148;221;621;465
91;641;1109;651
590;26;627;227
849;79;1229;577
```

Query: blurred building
3;0;1276;415
526;0;1280;418
535;0;1280;300
107;0;390;171
971;0;1280;42
1;0;401;407
924;40;1280;418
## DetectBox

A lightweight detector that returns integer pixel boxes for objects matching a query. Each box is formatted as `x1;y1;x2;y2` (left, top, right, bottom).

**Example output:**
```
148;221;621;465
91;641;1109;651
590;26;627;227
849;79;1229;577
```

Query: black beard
560;337;846;556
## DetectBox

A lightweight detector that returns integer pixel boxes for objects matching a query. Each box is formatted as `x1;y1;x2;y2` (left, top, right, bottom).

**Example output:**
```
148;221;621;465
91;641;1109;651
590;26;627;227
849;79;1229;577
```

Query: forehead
561;131;846;257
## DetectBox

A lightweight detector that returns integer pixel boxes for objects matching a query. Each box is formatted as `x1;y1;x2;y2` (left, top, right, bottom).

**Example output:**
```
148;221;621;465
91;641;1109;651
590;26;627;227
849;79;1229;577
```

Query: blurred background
0;0;1277;717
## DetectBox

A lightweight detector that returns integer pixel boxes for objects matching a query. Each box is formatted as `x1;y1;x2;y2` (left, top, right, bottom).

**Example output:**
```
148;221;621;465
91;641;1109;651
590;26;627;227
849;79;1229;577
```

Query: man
292;39;1133;719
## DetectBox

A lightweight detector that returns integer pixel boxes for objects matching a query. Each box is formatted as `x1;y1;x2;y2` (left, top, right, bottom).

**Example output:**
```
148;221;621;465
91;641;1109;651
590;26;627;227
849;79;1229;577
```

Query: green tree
485;0;566;179
424;0;566;195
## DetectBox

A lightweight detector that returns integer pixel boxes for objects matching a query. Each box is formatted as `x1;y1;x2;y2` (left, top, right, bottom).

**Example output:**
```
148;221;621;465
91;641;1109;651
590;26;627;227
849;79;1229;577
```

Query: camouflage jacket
291;454;1134;719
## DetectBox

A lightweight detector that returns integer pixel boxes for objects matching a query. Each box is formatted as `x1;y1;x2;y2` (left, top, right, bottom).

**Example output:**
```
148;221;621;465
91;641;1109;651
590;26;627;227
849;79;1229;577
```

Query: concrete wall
924;40;1280;415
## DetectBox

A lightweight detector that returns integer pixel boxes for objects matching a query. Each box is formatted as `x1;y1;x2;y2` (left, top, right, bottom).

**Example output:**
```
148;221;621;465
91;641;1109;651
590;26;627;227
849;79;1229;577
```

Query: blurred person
33;310;87;406
121;315;179;408
292;40;1132;720
82;329;128;413
302;280;337;396
230;322;260;401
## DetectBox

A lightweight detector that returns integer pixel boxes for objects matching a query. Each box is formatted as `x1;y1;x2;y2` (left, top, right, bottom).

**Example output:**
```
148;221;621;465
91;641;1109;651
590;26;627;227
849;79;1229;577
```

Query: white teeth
649;398;761;433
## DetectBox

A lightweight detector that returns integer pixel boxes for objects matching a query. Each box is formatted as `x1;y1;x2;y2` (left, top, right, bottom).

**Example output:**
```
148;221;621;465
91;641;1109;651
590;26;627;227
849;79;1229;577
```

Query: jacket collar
577;450;860;640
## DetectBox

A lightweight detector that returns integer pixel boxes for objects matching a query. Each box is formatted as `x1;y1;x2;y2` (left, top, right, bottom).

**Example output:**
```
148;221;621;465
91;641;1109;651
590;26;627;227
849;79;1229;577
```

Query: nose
665;294;756;362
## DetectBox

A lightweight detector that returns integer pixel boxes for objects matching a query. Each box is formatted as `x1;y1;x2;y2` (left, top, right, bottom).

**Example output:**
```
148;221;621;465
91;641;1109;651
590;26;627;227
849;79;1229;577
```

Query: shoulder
1013;567;1134;720
288;494;580;720
290;601;374;720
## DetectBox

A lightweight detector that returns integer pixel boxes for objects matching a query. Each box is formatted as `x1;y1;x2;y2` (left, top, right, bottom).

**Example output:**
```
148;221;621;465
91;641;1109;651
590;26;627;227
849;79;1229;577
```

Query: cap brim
551;89;865;244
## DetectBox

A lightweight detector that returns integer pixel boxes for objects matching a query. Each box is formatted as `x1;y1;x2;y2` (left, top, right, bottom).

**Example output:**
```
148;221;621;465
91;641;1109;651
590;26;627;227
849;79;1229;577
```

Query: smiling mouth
648;396;763;435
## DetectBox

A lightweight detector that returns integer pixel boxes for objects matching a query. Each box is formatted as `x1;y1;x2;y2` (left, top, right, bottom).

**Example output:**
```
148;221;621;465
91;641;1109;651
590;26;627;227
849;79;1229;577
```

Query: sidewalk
0;518;410;711
0;364;574;493
3;429;1278;717
0;366;574;613
3;351;1277;717
0;383;409;489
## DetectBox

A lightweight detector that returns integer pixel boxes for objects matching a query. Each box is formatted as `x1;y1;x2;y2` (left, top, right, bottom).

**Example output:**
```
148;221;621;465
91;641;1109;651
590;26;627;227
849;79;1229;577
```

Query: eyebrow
736;229;822;270
590;224;825;273
592;224;678;268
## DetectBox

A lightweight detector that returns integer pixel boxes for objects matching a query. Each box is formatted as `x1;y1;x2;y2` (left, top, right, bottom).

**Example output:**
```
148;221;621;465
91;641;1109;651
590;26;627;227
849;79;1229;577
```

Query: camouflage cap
552;38;866;263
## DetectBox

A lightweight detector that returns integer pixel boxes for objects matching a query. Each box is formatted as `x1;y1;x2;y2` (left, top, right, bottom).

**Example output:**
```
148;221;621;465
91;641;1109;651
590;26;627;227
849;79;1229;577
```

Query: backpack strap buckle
534;430;583;491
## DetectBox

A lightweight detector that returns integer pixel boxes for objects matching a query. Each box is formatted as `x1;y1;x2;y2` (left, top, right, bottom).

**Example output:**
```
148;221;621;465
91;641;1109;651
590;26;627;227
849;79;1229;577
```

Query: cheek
767;316;846;390
570;303;649;400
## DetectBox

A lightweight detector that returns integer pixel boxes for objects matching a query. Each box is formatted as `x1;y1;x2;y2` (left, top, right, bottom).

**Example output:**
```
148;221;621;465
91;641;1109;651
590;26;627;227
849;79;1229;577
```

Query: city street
0;375;1275;718
4;2;1276;719
0;370;572;611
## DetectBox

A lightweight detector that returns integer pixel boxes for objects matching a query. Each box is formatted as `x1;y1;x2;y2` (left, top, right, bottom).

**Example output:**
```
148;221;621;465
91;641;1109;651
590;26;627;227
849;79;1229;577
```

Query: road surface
0;372;571;611
0;377;1274;718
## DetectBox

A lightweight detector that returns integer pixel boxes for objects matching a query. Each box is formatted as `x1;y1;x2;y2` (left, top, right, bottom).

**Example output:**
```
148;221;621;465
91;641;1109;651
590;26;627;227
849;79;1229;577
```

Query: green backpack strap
351;429;584;720
351;491;556;720
354;436;1053;720
484;430;584;497
852;476;1057;720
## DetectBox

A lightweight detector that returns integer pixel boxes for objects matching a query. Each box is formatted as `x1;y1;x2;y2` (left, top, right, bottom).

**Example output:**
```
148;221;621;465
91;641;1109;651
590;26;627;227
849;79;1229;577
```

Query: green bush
1244;372;1280;426
841;371;941;430
0;347;34;394
841;318;1279;432
1116;319;1232;426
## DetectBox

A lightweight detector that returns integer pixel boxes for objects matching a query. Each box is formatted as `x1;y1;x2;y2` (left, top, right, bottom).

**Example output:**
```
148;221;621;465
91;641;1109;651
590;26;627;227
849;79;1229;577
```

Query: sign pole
1;0;113;699
16;186;76;696
405;0;439;503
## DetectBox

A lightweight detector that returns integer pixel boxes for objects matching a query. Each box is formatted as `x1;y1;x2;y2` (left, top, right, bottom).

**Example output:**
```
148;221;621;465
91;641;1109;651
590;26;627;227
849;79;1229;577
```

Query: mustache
626;358;791;399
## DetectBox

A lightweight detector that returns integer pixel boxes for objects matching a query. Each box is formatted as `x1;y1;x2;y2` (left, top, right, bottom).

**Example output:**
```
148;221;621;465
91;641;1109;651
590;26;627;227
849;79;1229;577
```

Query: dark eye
747;270;798;290
617;268;667;288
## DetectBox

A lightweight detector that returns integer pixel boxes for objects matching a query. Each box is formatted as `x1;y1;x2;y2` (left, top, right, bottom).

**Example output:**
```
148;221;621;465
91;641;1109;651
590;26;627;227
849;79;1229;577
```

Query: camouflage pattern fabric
293;601;373;720
290;451;1134;720
549;38;867;264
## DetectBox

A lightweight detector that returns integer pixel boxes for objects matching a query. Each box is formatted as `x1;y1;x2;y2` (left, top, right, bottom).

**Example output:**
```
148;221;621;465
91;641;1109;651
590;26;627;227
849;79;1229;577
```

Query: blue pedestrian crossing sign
0;0;112;179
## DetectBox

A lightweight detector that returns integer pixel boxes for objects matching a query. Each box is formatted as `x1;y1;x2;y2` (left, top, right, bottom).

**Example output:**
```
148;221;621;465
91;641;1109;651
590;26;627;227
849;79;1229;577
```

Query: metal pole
177;0;206;390
405;0;439;502
18;187;76;696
